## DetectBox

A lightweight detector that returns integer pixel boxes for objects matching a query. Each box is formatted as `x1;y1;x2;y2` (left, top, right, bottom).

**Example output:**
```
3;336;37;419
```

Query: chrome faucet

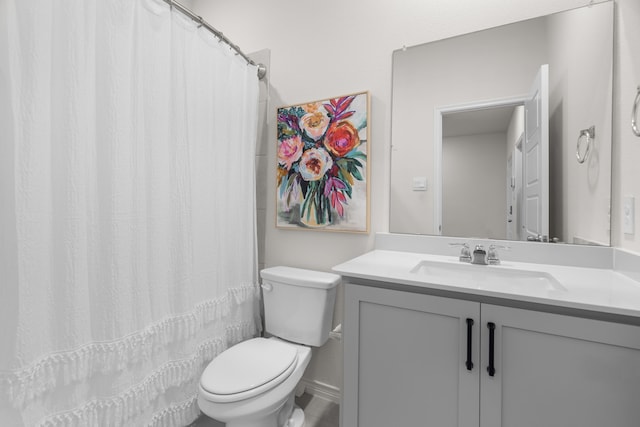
453;242;509;265
471;245;487;265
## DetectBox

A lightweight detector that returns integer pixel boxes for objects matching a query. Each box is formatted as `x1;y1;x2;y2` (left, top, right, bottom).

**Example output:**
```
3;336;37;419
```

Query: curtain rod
162;0;267;80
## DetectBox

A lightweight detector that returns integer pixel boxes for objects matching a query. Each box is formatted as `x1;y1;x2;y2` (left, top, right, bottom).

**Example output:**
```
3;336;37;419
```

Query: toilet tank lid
261;266;341;289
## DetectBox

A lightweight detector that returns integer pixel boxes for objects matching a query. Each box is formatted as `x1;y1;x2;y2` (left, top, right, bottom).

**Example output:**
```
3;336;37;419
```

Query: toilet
197;266;340;427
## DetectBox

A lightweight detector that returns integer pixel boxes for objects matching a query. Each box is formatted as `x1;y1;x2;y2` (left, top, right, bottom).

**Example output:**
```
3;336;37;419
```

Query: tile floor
295;393;339;427
189;393;339;427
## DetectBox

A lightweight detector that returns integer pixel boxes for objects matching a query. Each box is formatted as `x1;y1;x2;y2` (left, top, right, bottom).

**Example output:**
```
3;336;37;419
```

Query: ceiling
443;105;519;138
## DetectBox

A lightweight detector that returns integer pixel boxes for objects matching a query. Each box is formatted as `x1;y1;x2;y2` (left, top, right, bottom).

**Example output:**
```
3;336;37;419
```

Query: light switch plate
623;196;635;235
412;176;428;191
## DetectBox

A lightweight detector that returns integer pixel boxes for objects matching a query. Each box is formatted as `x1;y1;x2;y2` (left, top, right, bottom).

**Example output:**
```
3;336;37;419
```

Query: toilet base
288;406;305;427
221;400;305;427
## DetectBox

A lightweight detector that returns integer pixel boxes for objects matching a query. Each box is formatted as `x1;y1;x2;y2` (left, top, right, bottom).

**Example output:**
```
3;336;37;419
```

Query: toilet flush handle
261;283;273;292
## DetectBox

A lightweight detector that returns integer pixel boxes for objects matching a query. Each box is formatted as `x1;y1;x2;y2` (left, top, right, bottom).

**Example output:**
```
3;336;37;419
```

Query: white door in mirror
523;64;549;241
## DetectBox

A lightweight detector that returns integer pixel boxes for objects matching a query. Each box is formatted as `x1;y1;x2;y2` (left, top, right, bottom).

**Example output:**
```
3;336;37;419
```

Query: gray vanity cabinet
343;284;480;427
343;283;640;427
480;304;640;427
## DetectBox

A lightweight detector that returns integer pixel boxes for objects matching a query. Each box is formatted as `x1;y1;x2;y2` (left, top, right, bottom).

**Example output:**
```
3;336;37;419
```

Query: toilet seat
200;338;298;403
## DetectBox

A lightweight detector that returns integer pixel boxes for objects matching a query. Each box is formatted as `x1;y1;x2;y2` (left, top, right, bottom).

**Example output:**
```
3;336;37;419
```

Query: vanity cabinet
480;303;640;427
343;284;640;427
342;284;480;427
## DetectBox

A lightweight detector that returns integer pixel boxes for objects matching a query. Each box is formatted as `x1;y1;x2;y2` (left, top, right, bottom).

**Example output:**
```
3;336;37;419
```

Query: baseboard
299;378;341;404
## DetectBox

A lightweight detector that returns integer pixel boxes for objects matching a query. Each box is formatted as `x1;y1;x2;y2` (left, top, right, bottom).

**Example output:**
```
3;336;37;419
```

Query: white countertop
333;249;640;319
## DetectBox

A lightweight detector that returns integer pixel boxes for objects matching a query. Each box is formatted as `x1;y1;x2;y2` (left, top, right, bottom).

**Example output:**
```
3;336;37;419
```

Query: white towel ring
632;86;640;137
576;126;595;164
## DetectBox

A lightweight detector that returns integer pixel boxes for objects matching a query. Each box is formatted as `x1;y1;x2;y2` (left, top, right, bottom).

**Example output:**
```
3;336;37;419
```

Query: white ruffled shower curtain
0;0;261;425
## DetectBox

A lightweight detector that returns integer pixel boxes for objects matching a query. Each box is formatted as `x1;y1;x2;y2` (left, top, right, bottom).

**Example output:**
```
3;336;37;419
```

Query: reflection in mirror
441;103;523;240
390;1;613;246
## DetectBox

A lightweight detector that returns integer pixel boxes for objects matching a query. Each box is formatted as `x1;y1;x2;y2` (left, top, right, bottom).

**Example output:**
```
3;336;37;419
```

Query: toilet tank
260;266;340;347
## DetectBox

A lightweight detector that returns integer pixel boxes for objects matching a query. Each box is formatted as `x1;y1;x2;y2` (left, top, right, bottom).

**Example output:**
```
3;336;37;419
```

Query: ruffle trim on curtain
1;283;260;411
36;321;257;427
146;394;200;427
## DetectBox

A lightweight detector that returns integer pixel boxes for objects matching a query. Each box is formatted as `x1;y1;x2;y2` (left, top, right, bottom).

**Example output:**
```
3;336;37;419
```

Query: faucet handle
449;242;471;262
487;244;510;265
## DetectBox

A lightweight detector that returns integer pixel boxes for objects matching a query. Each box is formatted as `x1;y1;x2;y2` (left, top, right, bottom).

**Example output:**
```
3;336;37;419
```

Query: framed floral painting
276;91;369;232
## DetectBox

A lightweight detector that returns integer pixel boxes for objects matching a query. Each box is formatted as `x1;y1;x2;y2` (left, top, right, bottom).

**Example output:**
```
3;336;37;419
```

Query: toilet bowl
197;266;340;427
198;337;311;427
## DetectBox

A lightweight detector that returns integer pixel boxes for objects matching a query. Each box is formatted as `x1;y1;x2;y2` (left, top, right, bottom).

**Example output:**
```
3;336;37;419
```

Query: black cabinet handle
465;318;474;371
487;322;496;377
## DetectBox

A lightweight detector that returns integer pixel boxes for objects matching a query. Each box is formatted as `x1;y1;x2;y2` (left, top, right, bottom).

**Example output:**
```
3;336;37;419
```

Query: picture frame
276;91;370;233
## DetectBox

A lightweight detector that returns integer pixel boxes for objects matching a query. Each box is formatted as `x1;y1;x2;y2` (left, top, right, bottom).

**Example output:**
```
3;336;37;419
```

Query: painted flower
303;102;321;113
300;111;330;141
277;112;301;135
299;148;333;182
277;135;304;170
324;176;348;217
323;121;360;157
323;96;356;121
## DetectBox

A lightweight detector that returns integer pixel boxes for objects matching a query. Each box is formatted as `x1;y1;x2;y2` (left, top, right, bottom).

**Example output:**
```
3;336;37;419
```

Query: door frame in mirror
434;95;527;236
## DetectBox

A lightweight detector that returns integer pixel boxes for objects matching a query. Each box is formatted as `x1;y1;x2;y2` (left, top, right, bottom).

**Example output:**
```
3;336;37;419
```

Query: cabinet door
343;284;480;427
480;304;640;427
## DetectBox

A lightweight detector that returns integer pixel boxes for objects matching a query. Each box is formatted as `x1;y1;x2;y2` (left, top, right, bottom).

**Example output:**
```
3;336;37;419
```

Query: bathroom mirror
389;1;613;246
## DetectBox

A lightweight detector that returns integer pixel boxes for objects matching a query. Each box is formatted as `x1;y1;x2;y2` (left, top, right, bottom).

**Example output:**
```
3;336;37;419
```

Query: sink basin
410;259;566;293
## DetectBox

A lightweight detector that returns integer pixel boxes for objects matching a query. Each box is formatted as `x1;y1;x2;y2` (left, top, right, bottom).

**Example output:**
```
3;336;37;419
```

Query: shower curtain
0;0;261;425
